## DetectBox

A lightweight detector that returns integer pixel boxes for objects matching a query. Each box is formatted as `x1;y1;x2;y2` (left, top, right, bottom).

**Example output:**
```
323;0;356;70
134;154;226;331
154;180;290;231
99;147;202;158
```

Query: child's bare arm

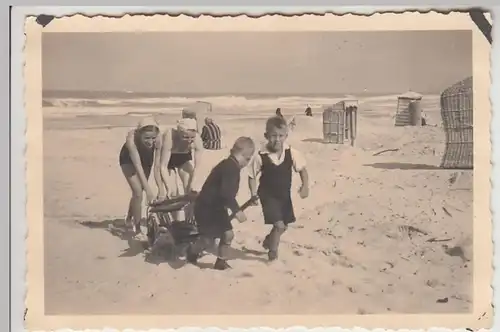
159;132;172;191
153;137;165;197
188;135;204;191
299;167;309;189
192;135;204;169
248;178;258;197
298;168;309;198
247;154;261;197
125;130;150;191
291;147;309;198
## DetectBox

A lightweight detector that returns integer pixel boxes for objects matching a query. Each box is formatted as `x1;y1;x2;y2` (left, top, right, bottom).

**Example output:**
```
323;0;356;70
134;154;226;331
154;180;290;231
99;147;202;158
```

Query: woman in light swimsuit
158;118;204;197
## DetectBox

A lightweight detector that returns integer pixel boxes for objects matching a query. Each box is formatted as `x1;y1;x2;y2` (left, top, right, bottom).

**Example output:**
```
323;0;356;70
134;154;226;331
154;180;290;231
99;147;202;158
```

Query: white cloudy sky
42;31;472;95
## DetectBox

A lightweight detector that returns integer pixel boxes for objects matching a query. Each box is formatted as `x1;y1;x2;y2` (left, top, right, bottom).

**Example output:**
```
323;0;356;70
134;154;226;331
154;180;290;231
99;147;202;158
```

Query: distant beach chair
322;104;346;144
394;91;423;126
322;100;358;146
196;101;213;113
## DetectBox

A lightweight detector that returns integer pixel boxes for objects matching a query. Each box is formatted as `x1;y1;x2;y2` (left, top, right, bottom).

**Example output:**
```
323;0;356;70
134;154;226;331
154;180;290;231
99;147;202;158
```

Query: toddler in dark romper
249;116;309;261
187;136;256;270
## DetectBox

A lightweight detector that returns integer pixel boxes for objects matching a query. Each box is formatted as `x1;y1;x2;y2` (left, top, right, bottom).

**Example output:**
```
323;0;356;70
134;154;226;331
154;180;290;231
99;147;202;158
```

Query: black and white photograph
23;12;492;330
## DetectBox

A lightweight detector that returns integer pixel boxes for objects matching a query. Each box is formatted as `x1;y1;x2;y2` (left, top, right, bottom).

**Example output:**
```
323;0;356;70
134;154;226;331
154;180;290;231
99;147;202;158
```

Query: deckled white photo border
10;6;497;332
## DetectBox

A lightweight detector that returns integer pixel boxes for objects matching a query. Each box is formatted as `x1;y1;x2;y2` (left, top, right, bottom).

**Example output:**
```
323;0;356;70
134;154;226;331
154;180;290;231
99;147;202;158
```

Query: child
119;117;163;237
158;118;204;201
248;116;309;261
187;136;256;270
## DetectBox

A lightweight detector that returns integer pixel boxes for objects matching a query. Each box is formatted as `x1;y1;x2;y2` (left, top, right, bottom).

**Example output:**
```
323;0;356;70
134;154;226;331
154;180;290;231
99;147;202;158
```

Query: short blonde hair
265;116;288;133
230;136;255;155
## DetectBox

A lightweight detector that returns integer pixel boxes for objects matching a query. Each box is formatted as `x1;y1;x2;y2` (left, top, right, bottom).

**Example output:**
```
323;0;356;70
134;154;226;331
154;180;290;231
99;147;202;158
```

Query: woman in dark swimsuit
119;118;162;236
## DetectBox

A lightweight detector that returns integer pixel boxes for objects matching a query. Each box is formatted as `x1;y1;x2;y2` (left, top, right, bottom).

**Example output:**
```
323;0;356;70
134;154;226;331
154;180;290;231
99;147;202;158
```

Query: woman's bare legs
178;160;195;194
167;168;184;221
125;198;133;226
121;164;144;233
177;161;195;221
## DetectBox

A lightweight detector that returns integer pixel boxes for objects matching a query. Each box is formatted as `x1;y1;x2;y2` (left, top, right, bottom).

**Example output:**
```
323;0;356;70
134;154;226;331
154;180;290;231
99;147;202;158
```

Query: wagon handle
228;195;259;221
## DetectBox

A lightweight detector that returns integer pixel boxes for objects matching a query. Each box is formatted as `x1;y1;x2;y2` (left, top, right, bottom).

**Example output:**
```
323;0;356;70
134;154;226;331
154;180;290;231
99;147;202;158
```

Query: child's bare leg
213;230;234;270
218;230;234;260
168;169;183;221
267;220;287;260
129;191;144;233
125;197;133;226
187;235;213;263
178;161;194;194
177;162;194;221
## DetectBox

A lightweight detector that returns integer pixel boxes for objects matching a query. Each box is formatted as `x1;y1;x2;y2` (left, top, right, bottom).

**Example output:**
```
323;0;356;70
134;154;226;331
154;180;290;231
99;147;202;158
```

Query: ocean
42;89;441;120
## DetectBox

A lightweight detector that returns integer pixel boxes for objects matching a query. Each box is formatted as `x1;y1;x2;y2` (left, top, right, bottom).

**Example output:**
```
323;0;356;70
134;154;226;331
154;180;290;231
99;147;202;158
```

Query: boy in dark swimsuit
186;136;255;270
248;116;310;261
119;117;162;238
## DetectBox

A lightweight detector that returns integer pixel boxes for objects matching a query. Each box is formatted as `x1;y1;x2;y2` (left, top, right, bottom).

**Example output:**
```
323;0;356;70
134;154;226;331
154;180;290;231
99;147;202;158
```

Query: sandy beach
42;95;473;315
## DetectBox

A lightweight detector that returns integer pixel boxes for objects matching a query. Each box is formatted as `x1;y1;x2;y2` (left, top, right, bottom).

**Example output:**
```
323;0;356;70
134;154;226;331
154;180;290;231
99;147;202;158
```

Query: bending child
187;136;256;270
248;116;309;262
119;118;163;238
158;118;203;198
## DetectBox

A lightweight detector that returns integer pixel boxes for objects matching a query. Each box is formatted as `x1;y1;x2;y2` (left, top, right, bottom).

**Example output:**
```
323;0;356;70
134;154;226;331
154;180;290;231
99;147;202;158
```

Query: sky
42;31;472;95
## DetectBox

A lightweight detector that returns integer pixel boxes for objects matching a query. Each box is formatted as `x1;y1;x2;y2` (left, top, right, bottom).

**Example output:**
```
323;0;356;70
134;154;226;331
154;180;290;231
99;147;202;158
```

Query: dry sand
43;96;473;315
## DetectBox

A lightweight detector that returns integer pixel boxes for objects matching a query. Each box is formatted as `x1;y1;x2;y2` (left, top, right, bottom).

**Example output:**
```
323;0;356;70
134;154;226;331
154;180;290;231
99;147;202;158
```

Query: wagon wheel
146;214;159;248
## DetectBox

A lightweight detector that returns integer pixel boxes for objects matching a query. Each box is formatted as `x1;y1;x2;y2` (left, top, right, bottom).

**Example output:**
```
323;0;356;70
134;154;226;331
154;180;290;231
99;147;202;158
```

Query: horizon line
42;89;442;96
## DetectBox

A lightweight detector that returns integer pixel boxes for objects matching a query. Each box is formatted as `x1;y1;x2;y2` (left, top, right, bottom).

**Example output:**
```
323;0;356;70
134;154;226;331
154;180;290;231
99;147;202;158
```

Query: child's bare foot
268;250;278;262
132;222;148;242
186;246;200;264
214;258;232;270
133;232;148;242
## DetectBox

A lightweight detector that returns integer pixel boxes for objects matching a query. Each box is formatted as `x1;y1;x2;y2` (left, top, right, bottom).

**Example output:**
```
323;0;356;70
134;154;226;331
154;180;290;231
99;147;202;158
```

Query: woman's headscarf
136;117;160;132
177;118;198;132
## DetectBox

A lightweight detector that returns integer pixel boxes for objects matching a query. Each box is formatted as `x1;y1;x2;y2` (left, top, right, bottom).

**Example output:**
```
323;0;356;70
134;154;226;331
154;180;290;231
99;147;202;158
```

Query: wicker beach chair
439;77;473;169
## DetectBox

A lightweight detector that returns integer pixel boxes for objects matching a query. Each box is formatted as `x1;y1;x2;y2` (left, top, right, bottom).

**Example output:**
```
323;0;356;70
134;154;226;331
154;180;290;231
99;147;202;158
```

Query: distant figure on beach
276;108;284;118
421;110;429;126
201;117;222;150
248;116;310;262
158;118;204;221
305;104;313;117
119;117;162;239
288;116;297;132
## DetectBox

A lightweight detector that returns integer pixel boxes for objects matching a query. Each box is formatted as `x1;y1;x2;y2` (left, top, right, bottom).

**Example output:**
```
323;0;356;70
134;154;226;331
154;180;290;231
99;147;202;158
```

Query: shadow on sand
78;218;268;270
79;219;148;258
301;138;329;144
363;162;445;170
